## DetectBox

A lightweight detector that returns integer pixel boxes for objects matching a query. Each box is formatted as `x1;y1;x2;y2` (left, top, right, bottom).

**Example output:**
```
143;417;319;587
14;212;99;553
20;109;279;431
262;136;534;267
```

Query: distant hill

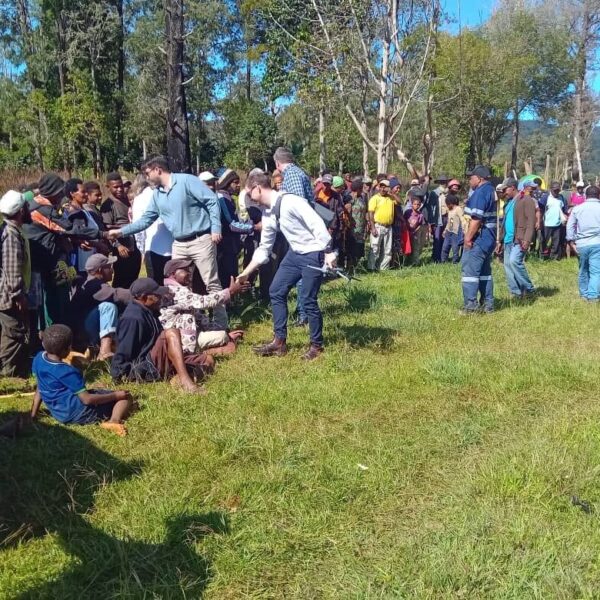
496;121;600;179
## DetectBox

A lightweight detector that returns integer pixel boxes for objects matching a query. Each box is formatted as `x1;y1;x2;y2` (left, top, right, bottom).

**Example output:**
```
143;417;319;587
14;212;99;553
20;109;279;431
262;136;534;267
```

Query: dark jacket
22;197;100;272
110;300;162;382
499;194;537;245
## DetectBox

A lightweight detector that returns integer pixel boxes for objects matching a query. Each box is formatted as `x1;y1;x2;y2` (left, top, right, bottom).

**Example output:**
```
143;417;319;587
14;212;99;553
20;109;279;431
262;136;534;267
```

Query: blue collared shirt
567;198;600;248
465;181;497;251
120;174;221;240
281;163;313;202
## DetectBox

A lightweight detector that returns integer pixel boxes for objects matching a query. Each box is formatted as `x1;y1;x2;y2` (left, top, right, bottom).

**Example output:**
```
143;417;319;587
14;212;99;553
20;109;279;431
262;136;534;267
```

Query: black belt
174;229;211;243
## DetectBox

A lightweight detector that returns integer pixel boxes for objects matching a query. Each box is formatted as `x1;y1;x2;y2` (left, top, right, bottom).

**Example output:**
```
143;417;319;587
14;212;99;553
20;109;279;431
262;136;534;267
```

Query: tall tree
164;0;191;171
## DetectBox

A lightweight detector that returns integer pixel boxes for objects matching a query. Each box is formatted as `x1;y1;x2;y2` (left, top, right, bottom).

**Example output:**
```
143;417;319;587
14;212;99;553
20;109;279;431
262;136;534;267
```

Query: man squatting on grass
237;170;337;361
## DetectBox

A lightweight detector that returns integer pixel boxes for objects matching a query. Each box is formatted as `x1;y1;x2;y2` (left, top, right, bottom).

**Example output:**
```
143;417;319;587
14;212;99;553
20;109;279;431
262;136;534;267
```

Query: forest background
0;0;599;183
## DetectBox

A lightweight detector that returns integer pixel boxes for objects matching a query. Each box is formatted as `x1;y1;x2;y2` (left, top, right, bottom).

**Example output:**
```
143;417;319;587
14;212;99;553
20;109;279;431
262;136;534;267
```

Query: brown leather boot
302;344;324;361
253;337;288;357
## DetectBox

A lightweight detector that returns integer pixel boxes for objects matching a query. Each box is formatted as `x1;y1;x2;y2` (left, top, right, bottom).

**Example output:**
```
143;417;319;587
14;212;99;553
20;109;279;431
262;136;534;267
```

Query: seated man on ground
110;278;214;393
31;324;133;436
159;259;246;356
69;253;131;360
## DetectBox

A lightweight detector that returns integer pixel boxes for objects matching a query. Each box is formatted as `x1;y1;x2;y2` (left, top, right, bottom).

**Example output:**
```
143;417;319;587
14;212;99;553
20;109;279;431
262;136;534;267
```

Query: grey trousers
0;307;29;378
172;234;228;329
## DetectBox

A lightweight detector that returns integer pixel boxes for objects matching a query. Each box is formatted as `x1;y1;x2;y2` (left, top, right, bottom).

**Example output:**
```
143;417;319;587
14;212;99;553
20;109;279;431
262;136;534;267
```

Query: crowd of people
0;147;598;436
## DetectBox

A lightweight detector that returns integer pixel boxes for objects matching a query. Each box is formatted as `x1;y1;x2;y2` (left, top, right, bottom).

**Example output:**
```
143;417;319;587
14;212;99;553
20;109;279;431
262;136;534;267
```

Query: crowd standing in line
0;149;597;435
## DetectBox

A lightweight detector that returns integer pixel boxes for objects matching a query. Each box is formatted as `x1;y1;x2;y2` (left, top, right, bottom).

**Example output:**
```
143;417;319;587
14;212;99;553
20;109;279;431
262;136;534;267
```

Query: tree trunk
246;54;252;101
544;154;551;187
142;139;148;160
361;118;369;177
116;0;125;165
94;138;102;178
510;100;519;173
376;33;390;173
572;2;591;183
318;108;326;173
165;0;192;172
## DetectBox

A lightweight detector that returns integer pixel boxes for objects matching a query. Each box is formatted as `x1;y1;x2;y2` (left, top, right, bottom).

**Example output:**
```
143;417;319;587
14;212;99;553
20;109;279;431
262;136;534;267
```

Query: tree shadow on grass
328;324;398;351
0;411;228;598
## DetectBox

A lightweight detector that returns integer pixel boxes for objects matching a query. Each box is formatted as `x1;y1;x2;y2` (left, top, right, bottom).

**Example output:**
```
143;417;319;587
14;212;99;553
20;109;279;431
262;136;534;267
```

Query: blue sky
443;0;495;32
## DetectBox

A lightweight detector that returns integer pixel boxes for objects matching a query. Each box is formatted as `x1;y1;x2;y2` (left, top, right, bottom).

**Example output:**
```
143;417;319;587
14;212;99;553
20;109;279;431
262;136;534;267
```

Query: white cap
199;171;216;182
577;180;585;187
0;190;26;216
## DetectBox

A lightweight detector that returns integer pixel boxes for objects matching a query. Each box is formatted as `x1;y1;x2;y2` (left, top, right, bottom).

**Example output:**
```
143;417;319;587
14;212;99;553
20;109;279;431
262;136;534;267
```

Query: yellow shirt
368;194;395;226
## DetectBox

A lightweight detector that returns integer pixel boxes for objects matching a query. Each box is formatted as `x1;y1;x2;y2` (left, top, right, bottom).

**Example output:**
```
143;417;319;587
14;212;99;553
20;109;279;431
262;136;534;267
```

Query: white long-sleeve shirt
252;193;332;266
131;187;174;256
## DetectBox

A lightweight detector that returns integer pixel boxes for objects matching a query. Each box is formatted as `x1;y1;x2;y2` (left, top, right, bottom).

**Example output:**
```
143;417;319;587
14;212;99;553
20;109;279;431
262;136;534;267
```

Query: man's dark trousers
269;250;324;346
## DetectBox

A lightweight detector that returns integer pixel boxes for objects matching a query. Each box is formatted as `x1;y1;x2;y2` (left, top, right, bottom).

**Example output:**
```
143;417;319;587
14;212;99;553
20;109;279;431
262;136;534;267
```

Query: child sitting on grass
31;324;133;436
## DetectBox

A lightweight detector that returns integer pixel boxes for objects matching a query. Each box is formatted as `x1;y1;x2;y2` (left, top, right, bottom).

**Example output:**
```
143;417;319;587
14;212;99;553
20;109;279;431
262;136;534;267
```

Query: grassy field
2;257;600;598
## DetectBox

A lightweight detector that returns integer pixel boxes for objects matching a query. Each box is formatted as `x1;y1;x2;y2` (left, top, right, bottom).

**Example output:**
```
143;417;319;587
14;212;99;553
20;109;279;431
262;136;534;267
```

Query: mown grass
2;257;600;598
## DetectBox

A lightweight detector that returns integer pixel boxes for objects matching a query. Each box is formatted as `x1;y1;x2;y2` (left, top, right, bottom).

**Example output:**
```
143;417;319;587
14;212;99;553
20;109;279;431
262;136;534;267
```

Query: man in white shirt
238;171;336;360
131;182;173;284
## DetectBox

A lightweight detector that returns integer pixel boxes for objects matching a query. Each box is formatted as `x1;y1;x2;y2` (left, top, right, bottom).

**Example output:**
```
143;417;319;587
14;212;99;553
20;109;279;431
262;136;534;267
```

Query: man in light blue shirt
108;156;227;327
567;185;600;301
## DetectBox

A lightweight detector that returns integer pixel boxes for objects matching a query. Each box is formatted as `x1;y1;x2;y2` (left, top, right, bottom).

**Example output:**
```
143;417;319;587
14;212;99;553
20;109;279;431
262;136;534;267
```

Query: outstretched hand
229;276;250;296
107;229;122;240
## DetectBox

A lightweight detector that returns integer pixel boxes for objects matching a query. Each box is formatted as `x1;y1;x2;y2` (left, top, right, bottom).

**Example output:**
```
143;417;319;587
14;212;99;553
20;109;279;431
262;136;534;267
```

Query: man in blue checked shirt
461;165;497;314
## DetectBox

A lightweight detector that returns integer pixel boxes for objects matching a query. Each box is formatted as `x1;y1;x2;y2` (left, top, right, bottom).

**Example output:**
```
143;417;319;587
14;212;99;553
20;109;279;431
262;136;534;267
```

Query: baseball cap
130;277;169;298
502;177;518;188
550;180;561;189
362;176;373;184
577;180;585;188
466;165;491;178
379;179;391;187
496;183;506;192
410;178;419;186
85;253;117;272
434;174;450;183
321;174;333;184
199;171;216;182
389;177;400;189
0;190;26;216
523;180;538;189
448;179;461;188
332;176;344;188
163;258;194;277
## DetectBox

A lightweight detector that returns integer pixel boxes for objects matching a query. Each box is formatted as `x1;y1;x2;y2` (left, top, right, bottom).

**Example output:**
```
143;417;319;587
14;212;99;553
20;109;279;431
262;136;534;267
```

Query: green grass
3;257;600;598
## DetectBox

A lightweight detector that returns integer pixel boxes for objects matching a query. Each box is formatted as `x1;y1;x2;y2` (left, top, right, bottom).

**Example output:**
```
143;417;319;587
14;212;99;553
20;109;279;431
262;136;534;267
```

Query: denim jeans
577;244;600;300
270;250;324;346
503;243;535;297
84;302;118;345
441;232;461;263
296;279;307;321
461;243;494;311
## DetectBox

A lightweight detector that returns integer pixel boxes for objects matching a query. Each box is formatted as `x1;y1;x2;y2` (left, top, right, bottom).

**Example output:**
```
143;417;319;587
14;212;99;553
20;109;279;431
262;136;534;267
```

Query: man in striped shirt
461;165;497;314
0;191;31;377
